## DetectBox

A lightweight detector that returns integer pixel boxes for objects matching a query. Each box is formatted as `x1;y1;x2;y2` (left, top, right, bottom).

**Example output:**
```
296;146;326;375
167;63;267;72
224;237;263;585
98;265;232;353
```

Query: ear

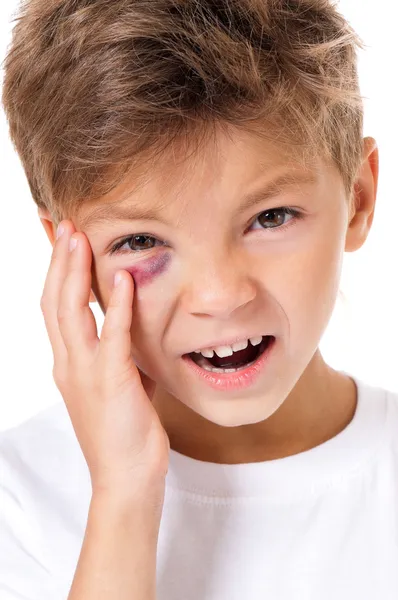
345;137;379;253
37;207;97;303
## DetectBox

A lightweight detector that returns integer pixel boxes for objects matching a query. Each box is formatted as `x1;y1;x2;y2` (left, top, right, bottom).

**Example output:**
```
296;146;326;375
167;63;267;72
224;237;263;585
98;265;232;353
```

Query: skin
39;126;379;464
125;253;172;288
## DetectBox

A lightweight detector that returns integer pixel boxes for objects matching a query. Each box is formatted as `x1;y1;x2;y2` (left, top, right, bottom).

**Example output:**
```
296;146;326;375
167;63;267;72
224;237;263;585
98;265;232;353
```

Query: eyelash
108;206;303;256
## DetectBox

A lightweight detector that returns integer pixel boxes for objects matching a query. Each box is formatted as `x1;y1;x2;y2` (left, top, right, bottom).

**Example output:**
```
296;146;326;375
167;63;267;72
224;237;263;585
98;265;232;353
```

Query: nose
181;250;257;319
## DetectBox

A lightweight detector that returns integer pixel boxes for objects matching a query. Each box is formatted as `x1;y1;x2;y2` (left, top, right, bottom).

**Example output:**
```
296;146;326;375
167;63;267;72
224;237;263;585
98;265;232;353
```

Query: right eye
109;234;166;256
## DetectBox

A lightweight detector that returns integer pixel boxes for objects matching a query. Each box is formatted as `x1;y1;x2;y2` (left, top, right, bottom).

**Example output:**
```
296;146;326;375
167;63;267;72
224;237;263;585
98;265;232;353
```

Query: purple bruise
125;252;171;287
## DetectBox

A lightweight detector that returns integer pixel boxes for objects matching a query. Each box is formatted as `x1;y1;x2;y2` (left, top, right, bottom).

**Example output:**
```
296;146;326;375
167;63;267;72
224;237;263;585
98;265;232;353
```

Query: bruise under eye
123;252;171;287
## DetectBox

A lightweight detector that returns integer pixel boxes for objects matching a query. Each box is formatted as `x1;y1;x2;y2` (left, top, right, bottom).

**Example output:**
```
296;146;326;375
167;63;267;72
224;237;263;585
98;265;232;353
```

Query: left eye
250;207;301;231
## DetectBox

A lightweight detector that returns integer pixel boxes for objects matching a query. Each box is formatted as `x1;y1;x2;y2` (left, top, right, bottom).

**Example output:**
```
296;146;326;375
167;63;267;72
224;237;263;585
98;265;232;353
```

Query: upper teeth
194;336;263;359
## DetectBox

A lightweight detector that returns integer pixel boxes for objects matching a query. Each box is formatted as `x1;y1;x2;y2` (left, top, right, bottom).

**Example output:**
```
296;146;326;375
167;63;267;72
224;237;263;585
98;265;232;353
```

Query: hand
40;220;170;498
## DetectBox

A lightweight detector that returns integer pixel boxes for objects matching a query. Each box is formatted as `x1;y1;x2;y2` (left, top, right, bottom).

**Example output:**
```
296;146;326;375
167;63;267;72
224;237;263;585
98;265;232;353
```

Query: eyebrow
80;171;317;231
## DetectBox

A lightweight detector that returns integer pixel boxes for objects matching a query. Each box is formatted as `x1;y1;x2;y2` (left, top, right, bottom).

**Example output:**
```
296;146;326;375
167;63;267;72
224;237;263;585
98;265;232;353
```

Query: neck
152;350;357;464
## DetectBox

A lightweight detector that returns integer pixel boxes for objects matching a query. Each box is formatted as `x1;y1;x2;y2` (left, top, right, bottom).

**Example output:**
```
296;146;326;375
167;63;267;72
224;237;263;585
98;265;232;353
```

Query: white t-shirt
1;374;398;599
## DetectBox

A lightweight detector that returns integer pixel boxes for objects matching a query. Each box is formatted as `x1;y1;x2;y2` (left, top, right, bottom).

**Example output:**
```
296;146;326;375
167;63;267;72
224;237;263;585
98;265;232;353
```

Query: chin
182;391;285;428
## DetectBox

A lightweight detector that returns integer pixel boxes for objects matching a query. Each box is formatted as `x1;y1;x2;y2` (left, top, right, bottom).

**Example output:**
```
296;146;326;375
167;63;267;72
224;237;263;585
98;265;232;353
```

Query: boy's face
41;128;378;429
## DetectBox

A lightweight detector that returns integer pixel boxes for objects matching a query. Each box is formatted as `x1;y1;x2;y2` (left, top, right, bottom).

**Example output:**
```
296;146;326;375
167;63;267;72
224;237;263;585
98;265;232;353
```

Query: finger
57;231;99;366
40;220;76;366
99;270;137;377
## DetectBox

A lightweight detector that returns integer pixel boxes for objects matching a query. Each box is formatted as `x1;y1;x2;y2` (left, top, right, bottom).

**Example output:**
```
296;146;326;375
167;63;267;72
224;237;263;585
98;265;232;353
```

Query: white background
0;1;397;431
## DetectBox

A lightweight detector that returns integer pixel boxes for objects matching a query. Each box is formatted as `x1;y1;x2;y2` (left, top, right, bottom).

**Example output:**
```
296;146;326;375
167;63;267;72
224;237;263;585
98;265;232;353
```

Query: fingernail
56;223;65;239
69;236;78;252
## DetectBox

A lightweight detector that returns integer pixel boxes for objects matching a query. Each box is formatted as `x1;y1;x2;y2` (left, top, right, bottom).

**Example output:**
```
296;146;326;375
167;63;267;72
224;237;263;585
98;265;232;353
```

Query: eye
108;207;303;256
109;234;166;256
249;207;303;232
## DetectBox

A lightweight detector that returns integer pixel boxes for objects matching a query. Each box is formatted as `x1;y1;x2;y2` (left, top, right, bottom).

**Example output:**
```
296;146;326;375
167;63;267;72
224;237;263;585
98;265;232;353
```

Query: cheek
124;252;172;287
121;255;173;366
286;240;344;338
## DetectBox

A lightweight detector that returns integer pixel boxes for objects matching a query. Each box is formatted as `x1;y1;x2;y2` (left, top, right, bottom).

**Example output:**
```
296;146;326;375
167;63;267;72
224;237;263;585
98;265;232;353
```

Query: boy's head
2;0;378;429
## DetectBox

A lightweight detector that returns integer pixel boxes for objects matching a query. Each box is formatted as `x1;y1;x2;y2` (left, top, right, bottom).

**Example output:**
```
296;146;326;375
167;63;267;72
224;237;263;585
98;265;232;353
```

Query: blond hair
1;0;365;224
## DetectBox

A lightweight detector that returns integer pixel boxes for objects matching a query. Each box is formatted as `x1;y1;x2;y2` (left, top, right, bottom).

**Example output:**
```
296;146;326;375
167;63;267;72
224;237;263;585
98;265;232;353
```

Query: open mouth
186;335;274;373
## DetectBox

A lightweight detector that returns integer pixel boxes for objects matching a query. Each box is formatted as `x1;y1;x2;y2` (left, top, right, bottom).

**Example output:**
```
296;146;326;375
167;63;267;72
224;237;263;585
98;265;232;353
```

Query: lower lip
181;336;276;392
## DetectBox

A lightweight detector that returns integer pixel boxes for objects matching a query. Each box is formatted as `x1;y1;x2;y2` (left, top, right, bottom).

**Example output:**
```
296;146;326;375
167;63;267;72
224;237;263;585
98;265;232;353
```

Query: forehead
76;126;334;229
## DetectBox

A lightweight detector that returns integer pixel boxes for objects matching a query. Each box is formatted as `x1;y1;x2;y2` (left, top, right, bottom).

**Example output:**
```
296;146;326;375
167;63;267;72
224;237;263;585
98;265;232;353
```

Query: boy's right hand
40;220;170;499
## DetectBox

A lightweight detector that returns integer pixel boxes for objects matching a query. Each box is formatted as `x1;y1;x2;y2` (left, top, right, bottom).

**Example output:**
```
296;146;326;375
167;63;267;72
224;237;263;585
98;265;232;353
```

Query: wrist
91;476;166;513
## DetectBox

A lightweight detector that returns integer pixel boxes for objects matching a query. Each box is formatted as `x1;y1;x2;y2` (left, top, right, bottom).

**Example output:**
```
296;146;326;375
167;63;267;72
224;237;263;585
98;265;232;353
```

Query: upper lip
183;332;272;356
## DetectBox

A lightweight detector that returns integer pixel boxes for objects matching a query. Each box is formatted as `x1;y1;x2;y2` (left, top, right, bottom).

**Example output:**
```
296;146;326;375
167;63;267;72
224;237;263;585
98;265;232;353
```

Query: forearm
67;485;165;600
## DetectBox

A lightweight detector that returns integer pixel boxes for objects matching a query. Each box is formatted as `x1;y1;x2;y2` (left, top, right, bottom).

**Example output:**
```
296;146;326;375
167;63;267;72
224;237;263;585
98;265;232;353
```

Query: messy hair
2;0;365;225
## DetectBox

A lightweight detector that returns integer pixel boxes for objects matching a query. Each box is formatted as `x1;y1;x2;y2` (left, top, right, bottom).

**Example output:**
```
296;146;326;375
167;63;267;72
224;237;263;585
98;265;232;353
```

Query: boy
1;0;397;598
